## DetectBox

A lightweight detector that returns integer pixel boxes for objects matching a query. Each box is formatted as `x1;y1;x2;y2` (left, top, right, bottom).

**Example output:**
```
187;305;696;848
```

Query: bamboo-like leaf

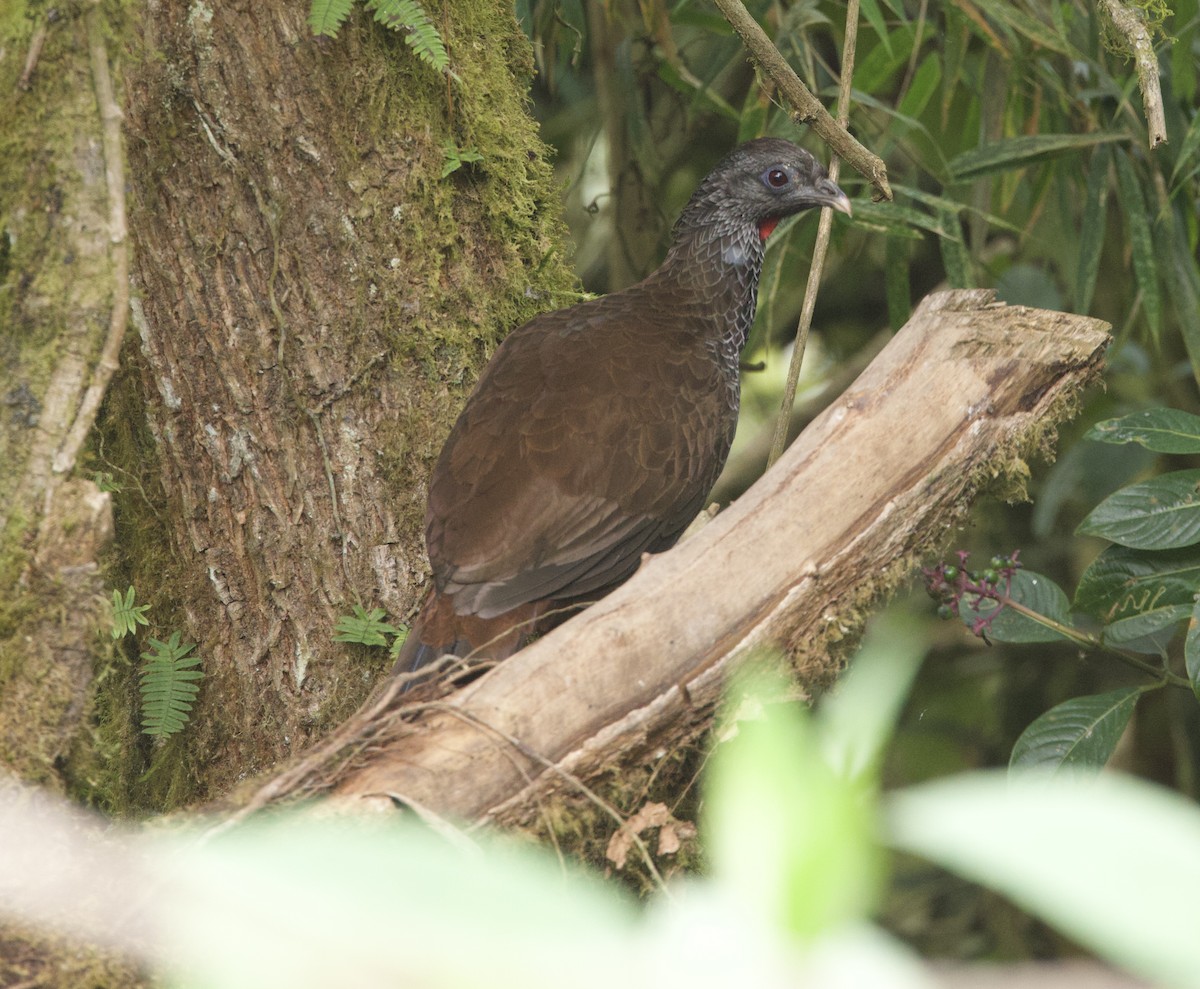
885;236;912;329
1087;408;1200;454
968;0;1078;56
937;207;970;287
1009;687;1145;772
1074;146;1110;314
897;56;940;123
948;132;1126;181
1161;202;1200;389
308;0;354;37
1169;107;1200;191
1114;149;1161;341
1078;469;1200;550
857;0;894;56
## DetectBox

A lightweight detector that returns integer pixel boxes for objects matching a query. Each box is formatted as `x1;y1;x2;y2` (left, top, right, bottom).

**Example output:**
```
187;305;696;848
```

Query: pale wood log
233;290;1110;827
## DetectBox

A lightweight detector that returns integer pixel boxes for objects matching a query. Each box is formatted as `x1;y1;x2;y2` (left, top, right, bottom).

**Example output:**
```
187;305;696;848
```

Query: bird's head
674;137;852;243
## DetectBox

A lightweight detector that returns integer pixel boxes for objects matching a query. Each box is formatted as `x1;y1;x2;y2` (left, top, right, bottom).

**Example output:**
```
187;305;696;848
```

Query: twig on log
1098;0;1168;149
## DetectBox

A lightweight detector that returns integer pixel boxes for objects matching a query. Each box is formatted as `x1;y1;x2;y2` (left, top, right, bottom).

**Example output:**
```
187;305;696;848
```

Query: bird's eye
762;167;790;189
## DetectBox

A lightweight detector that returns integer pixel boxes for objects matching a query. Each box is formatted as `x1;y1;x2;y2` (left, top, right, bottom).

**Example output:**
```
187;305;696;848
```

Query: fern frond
139;632;204;737
111;585;151;639
366;0;449;72
309;0;355;38
333;605;402;648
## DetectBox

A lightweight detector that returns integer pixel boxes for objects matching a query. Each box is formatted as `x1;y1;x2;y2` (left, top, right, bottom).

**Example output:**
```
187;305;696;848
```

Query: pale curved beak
817;178;853;217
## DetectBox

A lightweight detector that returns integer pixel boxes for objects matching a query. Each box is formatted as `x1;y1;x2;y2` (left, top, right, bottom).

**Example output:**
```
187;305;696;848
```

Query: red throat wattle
757;217;780;240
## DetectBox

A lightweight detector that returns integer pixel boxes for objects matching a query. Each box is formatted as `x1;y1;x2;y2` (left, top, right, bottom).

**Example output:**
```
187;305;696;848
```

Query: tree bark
0;0;577;811
226;290;1109;827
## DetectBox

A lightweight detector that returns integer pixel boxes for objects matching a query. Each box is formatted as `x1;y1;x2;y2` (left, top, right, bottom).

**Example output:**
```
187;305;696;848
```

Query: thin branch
1098;0;1168;149
52;9;130;476
712;0;891;201
767;0;860;468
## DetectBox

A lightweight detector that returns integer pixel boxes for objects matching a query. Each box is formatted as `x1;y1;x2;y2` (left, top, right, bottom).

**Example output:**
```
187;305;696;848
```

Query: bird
394;137;851;681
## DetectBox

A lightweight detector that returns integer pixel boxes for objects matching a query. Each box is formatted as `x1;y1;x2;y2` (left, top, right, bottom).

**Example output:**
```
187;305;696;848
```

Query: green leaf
937;207;970;288
366;0;448;72
1169;107;1200;191
947;132;1126;181
857;0;894;56
139;631;204;737
1075;544;1200;624
1009;687;1145;772
886;772;1200;989
1161;202;1200;389
1102;603;1190;647
967;0;1077;56
818;610;926;782
1185;596;1200;702
705;665;882;939
333;605;401;648
1114;149;1161;340
1087;408;1200;453
1078;469;1200;550
308;0;354;37
959;570;1073;643
884;236;912;329
1074;145;1110;314
111;585;151;640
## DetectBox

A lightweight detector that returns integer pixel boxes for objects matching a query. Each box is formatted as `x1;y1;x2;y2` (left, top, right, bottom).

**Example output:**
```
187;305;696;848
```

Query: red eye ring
764;167;790;189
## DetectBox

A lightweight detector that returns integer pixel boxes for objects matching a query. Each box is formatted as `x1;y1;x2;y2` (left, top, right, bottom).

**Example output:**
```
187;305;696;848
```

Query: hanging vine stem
765;1;862;469
52;8;130;477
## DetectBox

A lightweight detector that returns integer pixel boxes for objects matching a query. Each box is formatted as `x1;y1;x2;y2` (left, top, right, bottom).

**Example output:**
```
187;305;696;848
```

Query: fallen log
231;289;1110;828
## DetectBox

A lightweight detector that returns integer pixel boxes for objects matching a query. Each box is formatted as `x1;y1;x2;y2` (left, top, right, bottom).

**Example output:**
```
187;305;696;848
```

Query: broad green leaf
1009;687;1145;772
1114;149;1161;340
1087;408;1200;453
1186;596;1200;702
948;132;1126;181
1102;603;1190;647
959;570;1073;643
1074;544;1200;623
705;667;882;939
1074;145;1110;314
886;772;1200;989
1078;469;1200;550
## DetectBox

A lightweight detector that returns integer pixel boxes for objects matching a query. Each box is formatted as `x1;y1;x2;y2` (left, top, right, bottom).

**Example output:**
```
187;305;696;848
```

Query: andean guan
394;137;851;679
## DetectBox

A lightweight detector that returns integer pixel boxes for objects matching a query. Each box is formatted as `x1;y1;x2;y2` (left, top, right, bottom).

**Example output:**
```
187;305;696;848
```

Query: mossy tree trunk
0;0;576;815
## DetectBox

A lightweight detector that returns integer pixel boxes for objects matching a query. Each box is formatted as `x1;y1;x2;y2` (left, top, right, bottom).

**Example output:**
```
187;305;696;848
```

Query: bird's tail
391;590;544;685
